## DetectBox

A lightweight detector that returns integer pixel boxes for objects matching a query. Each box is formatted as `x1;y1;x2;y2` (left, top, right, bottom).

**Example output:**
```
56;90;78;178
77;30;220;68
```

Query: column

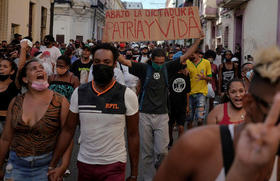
277;0;280;46
0;0;9;41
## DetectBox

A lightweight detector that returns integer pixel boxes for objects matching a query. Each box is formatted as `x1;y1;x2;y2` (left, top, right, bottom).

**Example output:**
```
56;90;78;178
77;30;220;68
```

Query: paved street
64;129;80;181
64;127;182;181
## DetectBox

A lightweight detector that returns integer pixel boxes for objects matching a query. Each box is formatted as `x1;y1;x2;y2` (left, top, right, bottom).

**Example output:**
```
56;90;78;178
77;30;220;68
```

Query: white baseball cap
20;39;33;48
231;57;239;62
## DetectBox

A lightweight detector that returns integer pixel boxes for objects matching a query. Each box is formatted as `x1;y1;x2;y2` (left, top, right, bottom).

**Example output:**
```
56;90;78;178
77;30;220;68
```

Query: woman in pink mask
49;55;80;101
0;59;73;181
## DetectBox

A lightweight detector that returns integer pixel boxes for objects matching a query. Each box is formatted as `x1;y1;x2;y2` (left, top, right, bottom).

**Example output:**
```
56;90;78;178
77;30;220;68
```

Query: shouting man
49;43;140;181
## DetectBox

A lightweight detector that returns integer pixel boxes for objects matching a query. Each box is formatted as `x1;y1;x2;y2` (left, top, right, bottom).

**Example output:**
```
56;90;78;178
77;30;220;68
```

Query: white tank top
215;125;278;181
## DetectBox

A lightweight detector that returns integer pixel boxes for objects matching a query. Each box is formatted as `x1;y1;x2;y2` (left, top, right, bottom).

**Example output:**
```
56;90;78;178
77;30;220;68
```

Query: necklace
241;114;245;120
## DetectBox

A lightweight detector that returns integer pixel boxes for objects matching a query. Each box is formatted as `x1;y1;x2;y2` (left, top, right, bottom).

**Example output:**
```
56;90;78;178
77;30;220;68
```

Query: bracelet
130;175;138;179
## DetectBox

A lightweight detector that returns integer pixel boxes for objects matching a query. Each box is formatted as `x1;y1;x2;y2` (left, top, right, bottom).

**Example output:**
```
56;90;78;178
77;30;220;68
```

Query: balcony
217;0;248;8
91;0;105;10
54;0;72;3
201;0;217;19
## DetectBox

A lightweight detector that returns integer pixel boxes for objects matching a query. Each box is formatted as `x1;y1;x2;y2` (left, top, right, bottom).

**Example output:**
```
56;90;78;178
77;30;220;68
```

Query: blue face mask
246;70;253;80
152;62;163;71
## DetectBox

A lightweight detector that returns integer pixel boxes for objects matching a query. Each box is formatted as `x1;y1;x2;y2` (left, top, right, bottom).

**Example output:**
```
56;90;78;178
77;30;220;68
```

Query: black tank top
221;63;235;92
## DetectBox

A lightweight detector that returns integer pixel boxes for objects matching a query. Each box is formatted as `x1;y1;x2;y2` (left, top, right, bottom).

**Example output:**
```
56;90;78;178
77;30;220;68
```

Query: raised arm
118;54;132;67
15;41;29;88
179;32;205;63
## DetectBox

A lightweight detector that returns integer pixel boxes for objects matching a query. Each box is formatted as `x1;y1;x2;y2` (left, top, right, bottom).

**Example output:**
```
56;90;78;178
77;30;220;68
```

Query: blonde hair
254;46;280;83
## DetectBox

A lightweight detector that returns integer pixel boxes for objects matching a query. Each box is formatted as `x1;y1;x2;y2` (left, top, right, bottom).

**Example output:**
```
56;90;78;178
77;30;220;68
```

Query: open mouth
36;74;44;80
234;98;243;104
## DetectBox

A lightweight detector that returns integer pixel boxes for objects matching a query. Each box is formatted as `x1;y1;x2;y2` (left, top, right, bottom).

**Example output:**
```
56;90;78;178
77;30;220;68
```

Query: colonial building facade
53;0;125;44
200;0;280;62
0;0;52;42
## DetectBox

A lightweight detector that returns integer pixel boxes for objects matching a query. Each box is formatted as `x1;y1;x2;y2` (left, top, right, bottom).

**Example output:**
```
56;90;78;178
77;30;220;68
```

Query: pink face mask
31;80;49;91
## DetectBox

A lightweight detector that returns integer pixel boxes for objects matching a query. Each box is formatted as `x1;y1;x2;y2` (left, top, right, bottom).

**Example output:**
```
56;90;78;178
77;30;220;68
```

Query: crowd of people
0;31;279;181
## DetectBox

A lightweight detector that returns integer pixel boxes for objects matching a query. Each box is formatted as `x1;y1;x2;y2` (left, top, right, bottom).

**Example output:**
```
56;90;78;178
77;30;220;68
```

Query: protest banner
102;7;202;42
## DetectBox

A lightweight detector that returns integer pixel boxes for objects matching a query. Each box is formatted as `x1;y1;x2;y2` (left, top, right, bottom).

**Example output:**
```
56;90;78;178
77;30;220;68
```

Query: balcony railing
97;0;104;10
54;0;72;3
203;6;217;18
217;0;248;8
201;0;217;19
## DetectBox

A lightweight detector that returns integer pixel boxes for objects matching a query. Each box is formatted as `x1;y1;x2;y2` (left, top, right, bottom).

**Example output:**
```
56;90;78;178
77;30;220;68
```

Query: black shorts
169;109;186;126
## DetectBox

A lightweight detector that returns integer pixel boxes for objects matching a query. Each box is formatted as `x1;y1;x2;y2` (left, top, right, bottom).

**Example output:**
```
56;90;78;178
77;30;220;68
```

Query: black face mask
92;64;114;86
0;74;10;81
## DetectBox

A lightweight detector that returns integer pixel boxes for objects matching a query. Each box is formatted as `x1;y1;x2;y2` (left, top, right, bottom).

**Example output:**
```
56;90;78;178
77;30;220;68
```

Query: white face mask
246;70;253;80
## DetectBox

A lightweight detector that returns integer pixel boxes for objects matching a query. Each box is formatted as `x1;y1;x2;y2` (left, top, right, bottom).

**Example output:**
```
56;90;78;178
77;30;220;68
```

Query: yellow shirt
186;58;212;96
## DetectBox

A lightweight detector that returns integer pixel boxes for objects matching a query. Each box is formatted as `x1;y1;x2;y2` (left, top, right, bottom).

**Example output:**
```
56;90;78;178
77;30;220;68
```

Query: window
29;2;34;37
224;26;229;49
41;7;47;41
11;24;19;41
76;35;83;42
56;35;65;44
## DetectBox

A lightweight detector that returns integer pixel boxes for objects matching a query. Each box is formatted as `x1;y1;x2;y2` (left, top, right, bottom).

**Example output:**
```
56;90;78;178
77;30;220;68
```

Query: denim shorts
4;151;52;181
189;93;206;123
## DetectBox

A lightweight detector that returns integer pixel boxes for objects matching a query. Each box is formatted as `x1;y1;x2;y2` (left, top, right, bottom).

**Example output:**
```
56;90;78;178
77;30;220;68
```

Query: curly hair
254;46;280;83
91;43;119;62
221;79;245;103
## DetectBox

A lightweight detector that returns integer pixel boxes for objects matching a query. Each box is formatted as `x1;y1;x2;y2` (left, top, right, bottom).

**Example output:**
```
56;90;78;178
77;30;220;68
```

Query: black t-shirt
129;58;181;114
0;82;19;122
70;59;93;80
169;73;191;111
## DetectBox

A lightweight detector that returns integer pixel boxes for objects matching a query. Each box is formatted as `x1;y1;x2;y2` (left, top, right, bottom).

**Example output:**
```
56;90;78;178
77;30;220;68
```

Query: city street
0;0;280;181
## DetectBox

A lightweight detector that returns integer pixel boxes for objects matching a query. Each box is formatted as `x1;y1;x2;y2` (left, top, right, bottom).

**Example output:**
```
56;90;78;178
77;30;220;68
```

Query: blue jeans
4;151;52;181
189;93;206;124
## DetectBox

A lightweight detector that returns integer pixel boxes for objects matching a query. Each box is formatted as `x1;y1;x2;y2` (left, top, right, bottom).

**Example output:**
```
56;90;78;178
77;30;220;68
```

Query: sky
122;0;166;9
